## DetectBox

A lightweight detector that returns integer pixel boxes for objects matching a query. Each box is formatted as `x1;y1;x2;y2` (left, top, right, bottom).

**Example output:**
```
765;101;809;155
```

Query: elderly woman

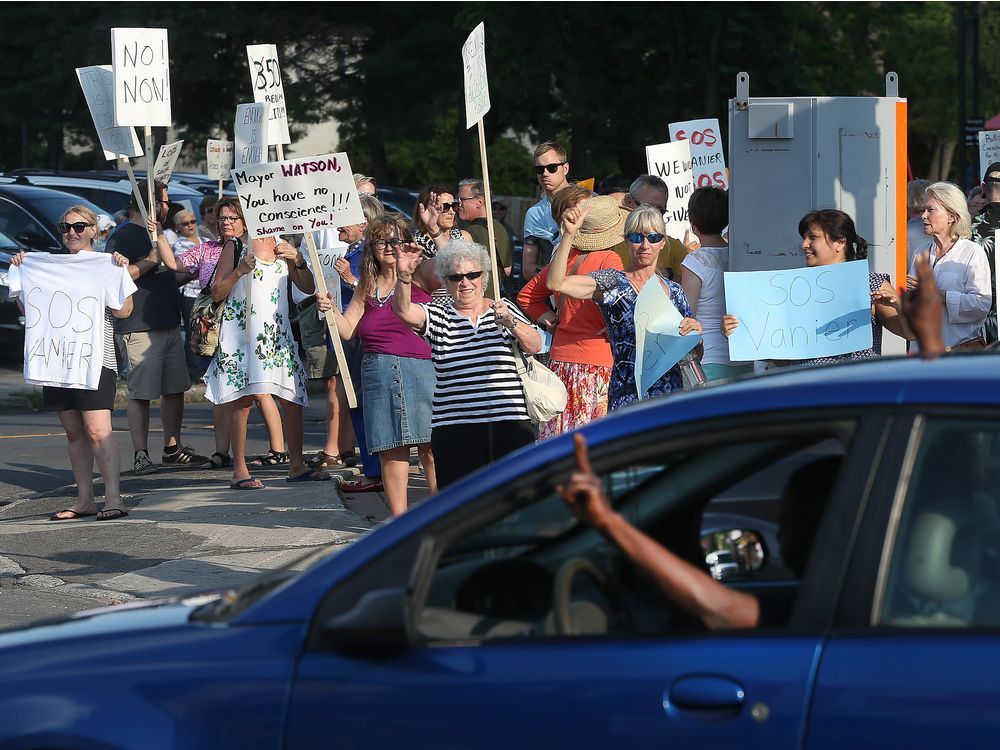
547;206;702;410
9;206;136;520
907;181;992;351
317;214;436;515
517;193;624;437
393;239;541;488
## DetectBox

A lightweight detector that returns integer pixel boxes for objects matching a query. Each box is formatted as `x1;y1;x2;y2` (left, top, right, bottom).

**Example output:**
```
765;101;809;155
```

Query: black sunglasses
58;222;94;234
446;271;484;282
534;162;567;175
439;202;458;212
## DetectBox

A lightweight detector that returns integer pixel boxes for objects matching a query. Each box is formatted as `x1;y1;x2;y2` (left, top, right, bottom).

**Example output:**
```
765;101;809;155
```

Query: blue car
2;354;1000;748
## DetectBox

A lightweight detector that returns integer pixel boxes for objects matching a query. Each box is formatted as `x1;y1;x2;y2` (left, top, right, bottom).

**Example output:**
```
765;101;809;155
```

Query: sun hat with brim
984;161;1000;183
574;195;627;251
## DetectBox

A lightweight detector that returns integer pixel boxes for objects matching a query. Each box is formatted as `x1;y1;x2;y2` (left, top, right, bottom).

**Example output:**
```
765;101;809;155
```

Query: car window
0;199;50;248
415;429;851;642
877;419;1000;628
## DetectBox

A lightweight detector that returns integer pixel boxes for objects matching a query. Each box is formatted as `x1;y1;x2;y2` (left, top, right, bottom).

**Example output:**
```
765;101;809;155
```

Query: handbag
509;336;568;424
189;239;242;358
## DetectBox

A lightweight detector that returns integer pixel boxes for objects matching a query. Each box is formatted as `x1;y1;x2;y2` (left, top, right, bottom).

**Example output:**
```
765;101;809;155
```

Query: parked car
376;185;418;217
3;354;1000;747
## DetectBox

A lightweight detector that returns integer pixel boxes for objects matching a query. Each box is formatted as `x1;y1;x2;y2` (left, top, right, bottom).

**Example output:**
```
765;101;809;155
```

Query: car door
807;410;1000;748
284;412;889;750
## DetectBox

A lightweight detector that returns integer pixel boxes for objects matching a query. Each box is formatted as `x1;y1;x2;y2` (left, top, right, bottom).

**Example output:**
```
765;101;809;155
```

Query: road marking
0;430;130;439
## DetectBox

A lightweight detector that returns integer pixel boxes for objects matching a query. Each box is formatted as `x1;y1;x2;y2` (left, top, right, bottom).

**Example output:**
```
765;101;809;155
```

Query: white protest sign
633;277;700;398
669;118;728;189
462;23;490;129
307;237;347;313
246;44;290;146
76;66;143;160
206;140;234;180
231;153;363;240
152;140;183;184
111;28;171;127
646;140;694;241
980;131;1000;178
234;102;269;169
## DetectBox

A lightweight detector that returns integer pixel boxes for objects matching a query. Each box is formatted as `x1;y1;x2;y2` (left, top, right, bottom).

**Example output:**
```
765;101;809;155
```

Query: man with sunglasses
522;141;572;281
457;178;512;295
105;179;206;475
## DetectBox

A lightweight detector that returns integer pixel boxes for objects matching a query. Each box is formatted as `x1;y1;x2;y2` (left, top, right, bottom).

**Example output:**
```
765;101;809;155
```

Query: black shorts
42;367;117;412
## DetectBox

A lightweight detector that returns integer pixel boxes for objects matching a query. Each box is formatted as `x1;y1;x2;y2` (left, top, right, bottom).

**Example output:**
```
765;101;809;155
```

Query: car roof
4;172;204;198
0;183;108;203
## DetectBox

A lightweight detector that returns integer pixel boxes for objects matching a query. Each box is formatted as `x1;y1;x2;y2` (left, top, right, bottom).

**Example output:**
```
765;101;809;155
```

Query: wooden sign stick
218;178;223;200
120;157;148;229
275;144;285;161
144;125;157;242
476;119;502;300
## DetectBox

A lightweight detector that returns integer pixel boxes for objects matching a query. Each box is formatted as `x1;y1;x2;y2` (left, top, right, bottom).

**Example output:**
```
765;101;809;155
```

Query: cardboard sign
645;140;694;241
246;44;290;146
633;277;700;398
76;65;142;161
462;23;490;129
979;131;1000;178
234;102;269;169
231;153;363;239
669;118;728;189
111;27;171;127
724;261;873;361
152;140;183;184
206;140;234;180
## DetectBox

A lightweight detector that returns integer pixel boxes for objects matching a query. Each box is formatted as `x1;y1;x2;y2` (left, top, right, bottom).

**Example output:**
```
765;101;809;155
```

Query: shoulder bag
189;239;243;358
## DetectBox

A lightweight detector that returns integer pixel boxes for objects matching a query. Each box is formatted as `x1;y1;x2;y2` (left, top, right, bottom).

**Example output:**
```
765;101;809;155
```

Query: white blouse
910;238;992;348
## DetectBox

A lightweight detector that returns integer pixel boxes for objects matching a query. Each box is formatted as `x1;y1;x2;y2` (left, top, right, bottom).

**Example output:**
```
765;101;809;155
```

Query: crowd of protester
9;144;1000;522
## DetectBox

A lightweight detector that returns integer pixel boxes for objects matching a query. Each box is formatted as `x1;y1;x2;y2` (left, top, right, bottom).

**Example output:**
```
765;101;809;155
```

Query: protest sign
980;131;1000;177
462;22;490;129
646;140;694;241
76;65;142;161
235;103;269;169
152;140;183;184
206;139;234;181
724;261;872;361
230;153;362;240
633;277;700;398
111;28;171;127
246;44;290;147
669;118;728;189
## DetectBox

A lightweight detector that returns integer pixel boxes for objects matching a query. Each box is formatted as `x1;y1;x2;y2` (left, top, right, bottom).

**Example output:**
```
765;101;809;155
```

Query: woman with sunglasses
9;206;136;521
392;238;541;488
168;209;208;379
547;205;702;411
317;214;436;514
413;185;472;258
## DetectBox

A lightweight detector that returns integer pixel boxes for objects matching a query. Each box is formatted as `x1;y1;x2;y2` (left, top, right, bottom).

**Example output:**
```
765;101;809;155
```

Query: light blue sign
723;261;873;361
634;276;701;398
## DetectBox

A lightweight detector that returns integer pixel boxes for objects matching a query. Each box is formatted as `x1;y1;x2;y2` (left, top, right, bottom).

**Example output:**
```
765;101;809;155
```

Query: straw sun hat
573;195;627;251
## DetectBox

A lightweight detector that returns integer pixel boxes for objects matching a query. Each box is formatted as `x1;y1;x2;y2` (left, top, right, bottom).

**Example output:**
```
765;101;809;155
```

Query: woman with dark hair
722;208;910;364
412;186;472;258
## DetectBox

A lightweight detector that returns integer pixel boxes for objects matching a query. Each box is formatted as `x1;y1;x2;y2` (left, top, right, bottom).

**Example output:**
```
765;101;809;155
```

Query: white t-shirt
681;246;740;365
8;252;136;389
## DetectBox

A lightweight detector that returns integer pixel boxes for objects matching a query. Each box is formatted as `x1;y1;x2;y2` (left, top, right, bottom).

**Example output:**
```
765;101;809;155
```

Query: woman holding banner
318;214;436;515
10;205;136;521
721;209;911;364
547;205;702;411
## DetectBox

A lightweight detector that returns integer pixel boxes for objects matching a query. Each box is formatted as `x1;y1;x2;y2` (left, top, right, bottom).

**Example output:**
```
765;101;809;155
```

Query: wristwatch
350;279;359;289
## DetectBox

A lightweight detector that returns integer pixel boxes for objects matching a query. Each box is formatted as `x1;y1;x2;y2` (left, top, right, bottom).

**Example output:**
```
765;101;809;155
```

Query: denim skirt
361;352;434;453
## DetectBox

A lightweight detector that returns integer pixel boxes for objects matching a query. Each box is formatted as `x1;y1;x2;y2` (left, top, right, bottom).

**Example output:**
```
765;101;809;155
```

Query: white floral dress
205;256;308;405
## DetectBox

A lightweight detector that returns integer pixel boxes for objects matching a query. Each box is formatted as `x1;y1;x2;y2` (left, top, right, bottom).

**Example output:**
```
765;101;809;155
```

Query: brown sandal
307;450;345;469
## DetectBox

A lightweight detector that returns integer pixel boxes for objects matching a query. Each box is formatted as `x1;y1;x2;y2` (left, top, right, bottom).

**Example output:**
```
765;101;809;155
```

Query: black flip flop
95;508;129;521
49;509;97;522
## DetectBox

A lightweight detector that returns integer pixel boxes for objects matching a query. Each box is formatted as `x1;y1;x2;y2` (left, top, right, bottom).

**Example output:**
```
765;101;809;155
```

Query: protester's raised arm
392;248;427;331
546;206;599;300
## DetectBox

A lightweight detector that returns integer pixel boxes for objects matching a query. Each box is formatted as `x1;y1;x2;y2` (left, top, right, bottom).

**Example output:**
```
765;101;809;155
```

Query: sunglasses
373;238;407;250
626;232;666;244
218;215;242;224
179;220;197;227
534;162;567;175
58;222;93;234
446;271;484;283
439;202;458;212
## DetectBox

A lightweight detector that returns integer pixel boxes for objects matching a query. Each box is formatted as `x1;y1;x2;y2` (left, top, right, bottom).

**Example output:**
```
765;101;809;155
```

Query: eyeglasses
439;202;458;212
446;271;484;282
179;220;197;227
373;238;406;250
218;215;241;224
205;207;216;214
58;222;93;234
457;195;480;203
626;232;666;244
157;199;170;206
534;162;567;175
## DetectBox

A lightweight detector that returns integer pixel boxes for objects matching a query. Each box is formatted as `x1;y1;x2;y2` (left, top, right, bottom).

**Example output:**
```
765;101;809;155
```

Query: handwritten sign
246;44;290;146
462;23;490;129
231;153;363;239
152;140;183;184
646;140;694;241
234;102;269;169
979;131;1000;179
207;140;234;180
307;238;346;313
76;65;142;160
669;118;727;189
724;261;873;361
111;28;171;127
634;277;700;398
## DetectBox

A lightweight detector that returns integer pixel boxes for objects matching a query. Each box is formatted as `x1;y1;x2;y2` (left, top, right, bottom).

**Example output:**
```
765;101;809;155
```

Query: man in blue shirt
522;141;571;280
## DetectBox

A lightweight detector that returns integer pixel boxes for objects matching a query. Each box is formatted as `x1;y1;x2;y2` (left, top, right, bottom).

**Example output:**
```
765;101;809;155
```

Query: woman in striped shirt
393;239;541;488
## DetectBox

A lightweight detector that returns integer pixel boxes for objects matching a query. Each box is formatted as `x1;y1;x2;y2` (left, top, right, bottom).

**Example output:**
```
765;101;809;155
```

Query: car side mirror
321;587;411;657
700;529;767;580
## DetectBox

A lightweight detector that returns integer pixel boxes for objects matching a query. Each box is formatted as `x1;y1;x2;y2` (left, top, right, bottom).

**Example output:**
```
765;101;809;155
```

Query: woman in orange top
518;193;624;439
